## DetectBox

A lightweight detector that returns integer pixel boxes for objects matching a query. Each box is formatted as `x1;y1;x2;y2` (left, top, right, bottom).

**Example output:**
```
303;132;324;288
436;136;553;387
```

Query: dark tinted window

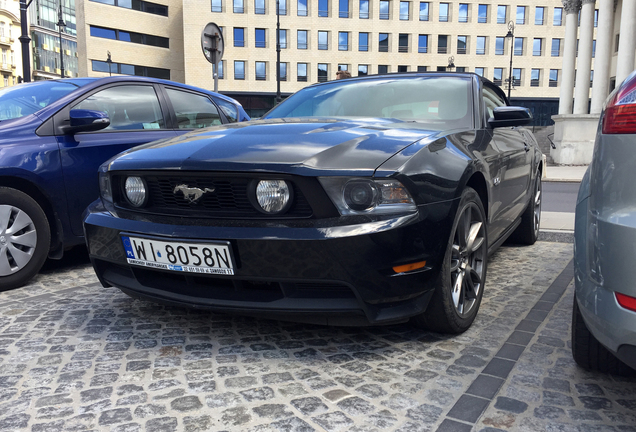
166;88;221;129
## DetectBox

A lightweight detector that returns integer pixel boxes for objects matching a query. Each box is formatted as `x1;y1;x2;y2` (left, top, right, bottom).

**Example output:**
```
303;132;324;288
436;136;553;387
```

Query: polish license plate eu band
121;235;234;275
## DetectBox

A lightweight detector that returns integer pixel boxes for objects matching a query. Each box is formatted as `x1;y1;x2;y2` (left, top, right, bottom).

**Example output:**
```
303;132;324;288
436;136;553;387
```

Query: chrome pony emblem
173;184;215;204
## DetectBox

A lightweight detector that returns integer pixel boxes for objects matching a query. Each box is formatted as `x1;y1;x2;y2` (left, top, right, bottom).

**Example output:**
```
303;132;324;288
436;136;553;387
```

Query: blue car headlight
319;177;416;215
98;166;112;204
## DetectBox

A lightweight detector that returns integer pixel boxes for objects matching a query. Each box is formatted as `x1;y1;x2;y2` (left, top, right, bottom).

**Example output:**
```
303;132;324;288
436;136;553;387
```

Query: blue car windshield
264;76;473;129
0;81;80;120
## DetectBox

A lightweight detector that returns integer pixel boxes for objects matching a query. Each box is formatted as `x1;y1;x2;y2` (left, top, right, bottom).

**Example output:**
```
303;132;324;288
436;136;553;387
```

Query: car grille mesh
114;174;313;219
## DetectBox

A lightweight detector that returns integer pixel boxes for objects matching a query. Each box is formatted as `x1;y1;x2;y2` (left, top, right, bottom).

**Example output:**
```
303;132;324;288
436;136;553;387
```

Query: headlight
254;180;292;214
98;167;112;204
124;176;147;207
319;177;416;215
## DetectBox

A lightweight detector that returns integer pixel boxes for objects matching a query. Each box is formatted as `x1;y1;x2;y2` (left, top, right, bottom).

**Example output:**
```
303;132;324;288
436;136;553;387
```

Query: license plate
121;235;235;275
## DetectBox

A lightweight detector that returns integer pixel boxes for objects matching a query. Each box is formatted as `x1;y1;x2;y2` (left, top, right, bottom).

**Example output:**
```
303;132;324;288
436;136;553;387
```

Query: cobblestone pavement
0;241;635;432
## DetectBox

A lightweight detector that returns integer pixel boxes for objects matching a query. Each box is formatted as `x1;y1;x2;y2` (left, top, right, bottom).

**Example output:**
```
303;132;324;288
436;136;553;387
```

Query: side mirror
63;109;110;134
488;106;533;128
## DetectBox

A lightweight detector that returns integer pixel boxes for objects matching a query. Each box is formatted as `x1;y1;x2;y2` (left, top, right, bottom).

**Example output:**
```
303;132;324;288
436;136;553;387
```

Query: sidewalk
544;164;587;182
539;164;586;238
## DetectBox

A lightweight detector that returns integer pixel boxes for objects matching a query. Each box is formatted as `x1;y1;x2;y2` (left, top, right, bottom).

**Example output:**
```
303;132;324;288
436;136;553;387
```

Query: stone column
616;0;636;86
574;0;596;114
590;0;615;114
559;0;582;114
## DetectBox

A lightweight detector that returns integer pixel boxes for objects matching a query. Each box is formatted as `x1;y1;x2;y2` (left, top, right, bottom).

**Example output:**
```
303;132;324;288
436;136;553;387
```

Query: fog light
255;180;291;214
393;261;427;274
125;176;147;207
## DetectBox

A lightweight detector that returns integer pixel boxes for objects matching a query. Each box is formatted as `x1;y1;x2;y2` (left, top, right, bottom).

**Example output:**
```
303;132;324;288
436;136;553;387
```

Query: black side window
166;88;222;129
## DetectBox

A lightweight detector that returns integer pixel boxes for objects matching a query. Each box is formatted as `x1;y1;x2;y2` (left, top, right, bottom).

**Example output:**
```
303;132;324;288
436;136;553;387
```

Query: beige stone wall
0;0;22;86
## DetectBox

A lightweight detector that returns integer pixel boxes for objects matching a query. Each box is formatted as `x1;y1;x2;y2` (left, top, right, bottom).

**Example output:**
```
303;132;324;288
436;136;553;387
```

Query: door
57;84;178;236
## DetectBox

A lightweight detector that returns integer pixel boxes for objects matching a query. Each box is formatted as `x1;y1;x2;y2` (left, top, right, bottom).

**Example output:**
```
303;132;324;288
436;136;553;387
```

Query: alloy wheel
533;176;542;236
449;203;486;318
0;204;37;276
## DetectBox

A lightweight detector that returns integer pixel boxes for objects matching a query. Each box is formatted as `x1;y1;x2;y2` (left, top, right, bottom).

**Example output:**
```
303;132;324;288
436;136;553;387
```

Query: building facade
0;0;23;87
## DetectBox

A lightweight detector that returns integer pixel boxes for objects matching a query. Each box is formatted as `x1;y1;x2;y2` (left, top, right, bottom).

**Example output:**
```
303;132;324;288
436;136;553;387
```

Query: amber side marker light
616;292;636;313
393;261;427;274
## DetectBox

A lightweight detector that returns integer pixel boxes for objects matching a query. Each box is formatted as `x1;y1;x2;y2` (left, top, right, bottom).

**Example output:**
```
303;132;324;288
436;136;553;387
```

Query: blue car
0;76;248;290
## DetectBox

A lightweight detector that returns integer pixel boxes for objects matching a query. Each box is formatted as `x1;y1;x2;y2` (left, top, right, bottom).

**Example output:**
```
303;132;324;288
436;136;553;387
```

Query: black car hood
108;118;440;176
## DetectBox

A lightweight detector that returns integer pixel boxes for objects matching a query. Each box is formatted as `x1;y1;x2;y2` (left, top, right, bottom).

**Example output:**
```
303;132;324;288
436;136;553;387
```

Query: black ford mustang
84;73;543;333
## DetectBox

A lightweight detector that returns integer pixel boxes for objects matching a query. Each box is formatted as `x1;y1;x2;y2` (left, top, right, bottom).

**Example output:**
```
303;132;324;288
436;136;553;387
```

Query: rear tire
0;187;50;291
510;171;541;245
412;187;487;334
572;294;636;376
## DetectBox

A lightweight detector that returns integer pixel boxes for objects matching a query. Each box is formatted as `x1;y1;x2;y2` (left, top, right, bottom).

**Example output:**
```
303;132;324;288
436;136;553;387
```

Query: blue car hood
107;118;439;176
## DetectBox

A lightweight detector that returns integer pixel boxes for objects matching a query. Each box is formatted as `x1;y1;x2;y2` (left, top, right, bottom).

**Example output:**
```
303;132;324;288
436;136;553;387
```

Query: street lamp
57;2;66;78
19;0;32;83
106;51;112;76
447;56;455;71
505;20;515;100
275;0;281;103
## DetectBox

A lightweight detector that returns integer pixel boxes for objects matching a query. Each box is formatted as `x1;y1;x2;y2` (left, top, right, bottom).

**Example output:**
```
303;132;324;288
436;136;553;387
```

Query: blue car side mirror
64;109;111;134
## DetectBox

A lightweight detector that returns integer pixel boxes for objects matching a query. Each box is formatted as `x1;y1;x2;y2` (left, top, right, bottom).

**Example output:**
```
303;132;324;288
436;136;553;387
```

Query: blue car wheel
0;187;51;290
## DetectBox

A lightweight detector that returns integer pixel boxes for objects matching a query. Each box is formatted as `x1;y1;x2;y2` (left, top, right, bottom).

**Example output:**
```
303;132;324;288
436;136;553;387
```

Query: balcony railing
438;47;447;54
554;18;562;26
318;43;329;50
514;48;523;56
379;12;389;19
551;50;560;57
359;44;368;51
418;46;428;53
339;44;349;50
493;79;502;86
211;5;222;12
458;16;468;22
533;50;541;56
531;79;539;87
535;18;544;25
318;9;328;16
360;11;369;18
339;11;349;17
255;41;266;48
495;48;504;55
419;13;429;21
398;45;408;53
318;75;328;82
256;73;266;80
233;6;244;13
457;47;466;54
298;75;307;82
298;42;307;49
298;9;308;15
549;80;557;87
439;15;448;22
379;45;388;52
235;73;245;80
400;13;409;20
277;8;287;14
497;17;506;24
235;40;245;47
255;7;265;13
476;48;485;55
516;17;525;24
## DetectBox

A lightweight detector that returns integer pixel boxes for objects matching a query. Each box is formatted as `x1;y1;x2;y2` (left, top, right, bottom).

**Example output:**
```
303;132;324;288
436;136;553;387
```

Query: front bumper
84;199;455;325
574;194;636;369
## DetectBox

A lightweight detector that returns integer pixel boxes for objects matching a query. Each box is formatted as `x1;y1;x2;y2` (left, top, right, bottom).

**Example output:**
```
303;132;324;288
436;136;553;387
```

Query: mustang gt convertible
84;73;543;333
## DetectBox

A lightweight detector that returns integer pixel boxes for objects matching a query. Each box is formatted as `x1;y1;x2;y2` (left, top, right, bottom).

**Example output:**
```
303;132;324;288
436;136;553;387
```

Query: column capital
562;0;582;14
582;0;596;5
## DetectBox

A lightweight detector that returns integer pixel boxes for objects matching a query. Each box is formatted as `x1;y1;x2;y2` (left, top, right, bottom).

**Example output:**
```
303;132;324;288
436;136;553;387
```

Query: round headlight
124;176;147;207
255;180;291;214
343;180;379;211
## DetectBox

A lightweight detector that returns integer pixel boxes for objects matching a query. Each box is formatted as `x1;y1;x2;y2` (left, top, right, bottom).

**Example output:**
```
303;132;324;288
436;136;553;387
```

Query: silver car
573;70;636;375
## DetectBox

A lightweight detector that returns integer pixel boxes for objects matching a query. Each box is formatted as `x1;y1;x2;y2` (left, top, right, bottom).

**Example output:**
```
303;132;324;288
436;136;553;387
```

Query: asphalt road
543;181;580;214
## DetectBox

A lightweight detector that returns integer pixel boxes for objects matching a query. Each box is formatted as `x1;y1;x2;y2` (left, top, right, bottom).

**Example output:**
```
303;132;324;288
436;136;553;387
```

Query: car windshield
0;81;80;120
264;75;473;129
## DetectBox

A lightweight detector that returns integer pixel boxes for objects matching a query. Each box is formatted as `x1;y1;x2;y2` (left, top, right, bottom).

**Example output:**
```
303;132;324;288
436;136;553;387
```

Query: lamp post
505;20;515;100
447;56;455;71
19;0;32;82
106;51;112;76
275;0;281;103
57;2;66;78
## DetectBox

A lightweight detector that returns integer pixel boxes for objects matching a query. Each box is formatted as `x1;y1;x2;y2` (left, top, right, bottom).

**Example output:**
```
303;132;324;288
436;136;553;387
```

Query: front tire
0;187;50;291
413;187;487;334
571;294;635;376
510;171;541;245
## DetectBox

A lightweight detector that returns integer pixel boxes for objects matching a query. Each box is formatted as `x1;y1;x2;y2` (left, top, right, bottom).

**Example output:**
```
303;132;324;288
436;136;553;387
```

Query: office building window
297;30;308;49
234;60;245;79
216;60;224;79
531;69;540;86
278;29;287;48
358;64;368;76
514;37;523;55
475;67;484;77
535;6;544;25
379;33;389;52
339;0;349;17
554;7;562;26
298;0;307;15
419;2;429;20
439;2;449;21
279;62;287;80
92;0;168;16
255;28;266;48
278;0;287;14
297;62;307;81
339;31;349;50
398;65;408;72
254;0;265;13
318;0;328;16
493;68;503;86
211;0;222;12
495;36;504;55
456;67;466;72
459;3;468;22
457;35;467;54
359;0;369;18
378;65;388;74
615;34;620;52
516;6;526;24
400;1;410;20
398;33;408;52
233;28;245;47
233;0;244;13
497;5;506;24
438;35;448;54
594;9;598;27
478;4;487;23
255;61;266;80
338;64;348;71
358;32;369;51
417;66;427;71
476;36;485;55
418;34;428;53
592;39;596;58
549;69;558;87
533;38;542;56
89;26;169;48
379;0;389;19
512;68;521;86
318;31;328;50
318;63;328;82
551;38;561;57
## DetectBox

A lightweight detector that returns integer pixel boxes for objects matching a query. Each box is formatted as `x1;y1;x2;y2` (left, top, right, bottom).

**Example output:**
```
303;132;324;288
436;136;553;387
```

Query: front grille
114;173;313;219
